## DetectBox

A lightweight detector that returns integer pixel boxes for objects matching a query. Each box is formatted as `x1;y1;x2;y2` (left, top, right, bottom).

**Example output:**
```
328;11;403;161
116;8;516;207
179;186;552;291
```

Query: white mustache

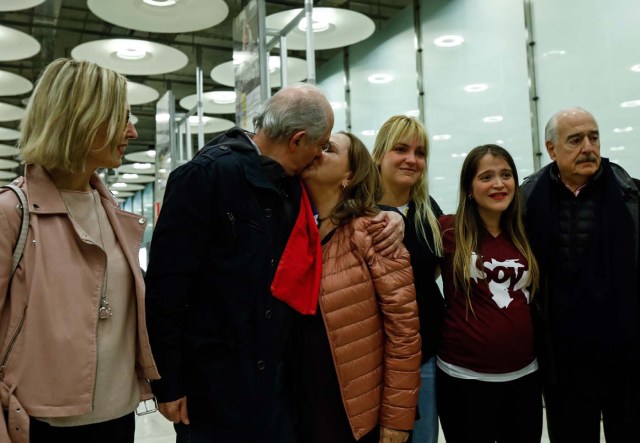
576;154;598;163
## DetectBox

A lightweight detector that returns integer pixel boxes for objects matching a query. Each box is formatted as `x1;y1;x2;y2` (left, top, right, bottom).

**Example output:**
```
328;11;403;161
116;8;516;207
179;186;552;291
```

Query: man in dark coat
521;107;640;442
144;83;403;443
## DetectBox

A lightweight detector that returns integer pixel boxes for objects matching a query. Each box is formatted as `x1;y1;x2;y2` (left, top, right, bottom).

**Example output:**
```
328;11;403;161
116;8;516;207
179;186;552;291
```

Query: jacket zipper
227;212;237;238
0;306;28;381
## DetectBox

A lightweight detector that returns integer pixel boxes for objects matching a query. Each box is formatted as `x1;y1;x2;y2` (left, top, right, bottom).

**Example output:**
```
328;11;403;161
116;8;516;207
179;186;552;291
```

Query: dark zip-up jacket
145;128;300;441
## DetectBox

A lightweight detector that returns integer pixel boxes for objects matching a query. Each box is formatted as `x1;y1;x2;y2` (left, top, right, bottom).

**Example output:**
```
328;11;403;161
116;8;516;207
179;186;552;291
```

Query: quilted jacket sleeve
356;219;422;431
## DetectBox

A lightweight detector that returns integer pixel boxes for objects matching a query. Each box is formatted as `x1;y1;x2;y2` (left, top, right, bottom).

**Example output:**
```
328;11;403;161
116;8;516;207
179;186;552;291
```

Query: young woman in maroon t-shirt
437;144;542;443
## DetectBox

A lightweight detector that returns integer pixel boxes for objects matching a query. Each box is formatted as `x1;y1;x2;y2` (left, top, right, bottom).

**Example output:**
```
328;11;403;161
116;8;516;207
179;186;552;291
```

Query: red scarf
270;184;322;314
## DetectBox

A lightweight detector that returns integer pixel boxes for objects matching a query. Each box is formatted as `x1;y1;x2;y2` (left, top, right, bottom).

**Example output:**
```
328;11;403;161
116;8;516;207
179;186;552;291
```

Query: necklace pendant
99;303;112;320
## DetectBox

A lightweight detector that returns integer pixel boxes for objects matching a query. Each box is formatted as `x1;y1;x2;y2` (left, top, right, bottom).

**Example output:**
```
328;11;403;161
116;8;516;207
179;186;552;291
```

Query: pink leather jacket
0;164;159;443
319;217;421;439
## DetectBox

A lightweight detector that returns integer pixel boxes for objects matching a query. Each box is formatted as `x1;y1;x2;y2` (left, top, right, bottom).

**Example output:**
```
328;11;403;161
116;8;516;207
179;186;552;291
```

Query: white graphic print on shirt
470;252;530;308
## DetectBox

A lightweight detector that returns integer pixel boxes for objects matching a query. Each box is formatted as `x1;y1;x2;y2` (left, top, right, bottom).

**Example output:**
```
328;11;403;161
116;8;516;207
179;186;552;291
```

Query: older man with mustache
521;107;640;443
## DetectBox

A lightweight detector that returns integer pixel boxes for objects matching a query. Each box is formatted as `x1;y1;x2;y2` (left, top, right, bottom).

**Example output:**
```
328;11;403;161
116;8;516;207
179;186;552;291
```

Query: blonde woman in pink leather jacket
296;132;421;443
0;58;159;443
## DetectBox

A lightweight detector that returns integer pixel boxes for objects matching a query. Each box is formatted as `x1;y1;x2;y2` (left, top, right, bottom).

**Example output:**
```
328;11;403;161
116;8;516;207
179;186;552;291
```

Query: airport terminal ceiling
0;0;413;159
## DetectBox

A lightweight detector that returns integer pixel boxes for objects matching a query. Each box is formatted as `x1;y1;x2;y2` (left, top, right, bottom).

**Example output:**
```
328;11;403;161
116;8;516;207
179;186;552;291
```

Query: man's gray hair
253;82;330;142
544;106;594;144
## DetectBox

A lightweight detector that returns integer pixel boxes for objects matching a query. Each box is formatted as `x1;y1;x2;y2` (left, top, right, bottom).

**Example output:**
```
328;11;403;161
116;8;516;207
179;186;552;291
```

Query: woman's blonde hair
330;131;382;225
19;58;129;173
452;144;539;317
371;115;443;256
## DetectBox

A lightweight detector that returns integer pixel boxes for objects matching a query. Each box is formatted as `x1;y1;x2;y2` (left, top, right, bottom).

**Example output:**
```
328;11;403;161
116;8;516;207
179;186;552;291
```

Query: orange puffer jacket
319;216;421;440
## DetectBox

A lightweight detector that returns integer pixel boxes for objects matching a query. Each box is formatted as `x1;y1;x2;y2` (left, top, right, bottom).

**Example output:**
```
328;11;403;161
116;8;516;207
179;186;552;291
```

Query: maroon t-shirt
438;215;535;373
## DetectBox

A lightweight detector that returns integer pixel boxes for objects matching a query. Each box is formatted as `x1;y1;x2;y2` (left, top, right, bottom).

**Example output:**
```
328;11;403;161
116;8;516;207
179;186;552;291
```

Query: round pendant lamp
0;70;33;96
128;81;160;105
0;25;41;61
71;39;188;75
0;0;45;11
179;91;236;114
211;56;307;88
265;8;375;50
87;0;228;34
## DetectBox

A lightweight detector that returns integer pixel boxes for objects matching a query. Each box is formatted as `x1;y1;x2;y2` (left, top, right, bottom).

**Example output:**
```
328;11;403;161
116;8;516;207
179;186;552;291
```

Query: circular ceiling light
610;146;625;151
0;102;25;122
187;116;234;134
211;56;307;88
0;0;45;11
0;127;20;140
405;110;420;118
119;173;155;184
631;64;640;73
71;39;188;75
620;100;640;108
361;130;376;136
143;0;178;6
0;70;33;96
180;91;236;114
432;134;451;141
117;163;154;174
330;101;345;110
88;0;228;33
433;35;464;48
297;18;331;33
483;115;503;123
367;73;393;84
613;126;633;133
0;25;41;61
127;81;159;105
0;143;19;157
464;83;488;92
266;8;375;50
542;50;566;57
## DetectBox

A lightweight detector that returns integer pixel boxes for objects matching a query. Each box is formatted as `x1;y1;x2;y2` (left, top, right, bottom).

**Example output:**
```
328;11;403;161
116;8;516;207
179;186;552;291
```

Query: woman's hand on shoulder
379;426;409;443
368;210;405;258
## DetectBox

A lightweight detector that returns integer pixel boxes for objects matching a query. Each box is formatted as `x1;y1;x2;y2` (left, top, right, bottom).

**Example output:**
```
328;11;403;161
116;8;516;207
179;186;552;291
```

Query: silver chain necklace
92;191;113;320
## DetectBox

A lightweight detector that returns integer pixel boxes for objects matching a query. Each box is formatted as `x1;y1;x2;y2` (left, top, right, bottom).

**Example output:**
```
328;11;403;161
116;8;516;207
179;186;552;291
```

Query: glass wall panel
318;54;347;133
420;0;533;214
533;0;640;177
349;6;419;150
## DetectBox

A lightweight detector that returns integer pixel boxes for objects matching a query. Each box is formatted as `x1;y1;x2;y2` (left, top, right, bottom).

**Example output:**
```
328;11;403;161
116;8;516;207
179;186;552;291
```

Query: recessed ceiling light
613;126;633;133
631;64;640;72
147;150;156;157
330;101;345;110
451;152;467;158
189;115;212;125
610;146;625;151
143;0;178;7
620;100;640;108
496;139;505;144
122;173;139;179
483;115;503;123
209;91;236;104
405;110;420;118
542;50;566;57
112;182;127;188
116;47;147;60
434;35;464;47
297;18;331;33
361;129;376;136
367;73;393;84
432;134;451;141
434;176;445;180
133;162;153;170
464;83;488;92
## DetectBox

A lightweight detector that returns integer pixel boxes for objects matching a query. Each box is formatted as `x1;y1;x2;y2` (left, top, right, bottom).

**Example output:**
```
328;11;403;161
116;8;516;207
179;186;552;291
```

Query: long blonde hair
452;144;539;316
372;115;442;256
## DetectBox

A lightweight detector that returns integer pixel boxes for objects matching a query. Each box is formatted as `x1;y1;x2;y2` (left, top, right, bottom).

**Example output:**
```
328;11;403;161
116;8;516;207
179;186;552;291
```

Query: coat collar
24;164;117;214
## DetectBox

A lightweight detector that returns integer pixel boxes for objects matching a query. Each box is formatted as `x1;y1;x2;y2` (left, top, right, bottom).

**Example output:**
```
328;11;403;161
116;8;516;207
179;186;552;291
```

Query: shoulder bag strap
2;184;29;276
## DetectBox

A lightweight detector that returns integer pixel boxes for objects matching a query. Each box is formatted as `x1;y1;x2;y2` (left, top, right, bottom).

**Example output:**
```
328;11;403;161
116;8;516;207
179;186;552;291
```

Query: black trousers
437;368;542;443
543;362;640;443
29;412;135;443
